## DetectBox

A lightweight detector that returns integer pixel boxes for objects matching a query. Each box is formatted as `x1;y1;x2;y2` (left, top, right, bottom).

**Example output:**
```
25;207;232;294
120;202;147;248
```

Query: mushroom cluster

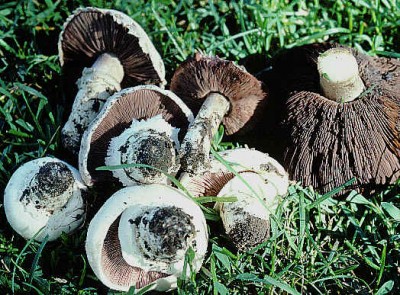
8;5;397;293
3;7;289;293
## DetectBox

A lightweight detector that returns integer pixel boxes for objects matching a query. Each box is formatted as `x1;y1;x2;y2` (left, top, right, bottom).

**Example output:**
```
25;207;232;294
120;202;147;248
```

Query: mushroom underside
101;219;169;289
81;87;191;185
60;8;165;105
266;43;400;193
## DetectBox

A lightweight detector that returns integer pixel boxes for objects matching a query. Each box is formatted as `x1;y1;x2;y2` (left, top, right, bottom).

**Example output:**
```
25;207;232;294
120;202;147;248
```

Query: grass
0;0;399;294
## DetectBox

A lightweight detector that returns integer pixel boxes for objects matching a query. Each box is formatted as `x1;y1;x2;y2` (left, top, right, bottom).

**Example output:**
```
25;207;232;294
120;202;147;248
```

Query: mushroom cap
85;184;208;292
180;148;289;199
59;7;166;104
79;85;194;186
4;157;87;241
170;52;267;135
266;42;400;194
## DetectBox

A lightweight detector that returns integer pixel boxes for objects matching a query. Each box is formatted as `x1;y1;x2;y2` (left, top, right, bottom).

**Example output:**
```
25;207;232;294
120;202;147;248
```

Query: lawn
1;0;400;294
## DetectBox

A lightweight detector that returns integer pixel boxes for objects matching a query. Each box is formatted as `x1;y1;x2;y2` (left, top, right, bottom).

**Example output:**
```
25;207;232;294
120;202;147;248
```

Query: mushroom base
318;48;365;102
224;209;270;250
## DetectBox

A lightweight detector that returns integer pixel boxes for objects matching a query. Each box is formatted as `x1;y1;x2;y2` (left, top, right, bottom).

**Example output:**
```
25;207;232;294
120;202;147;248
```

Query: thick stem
179;93;230;174
217;172;273;250
317;48;365;103
62;53;124;154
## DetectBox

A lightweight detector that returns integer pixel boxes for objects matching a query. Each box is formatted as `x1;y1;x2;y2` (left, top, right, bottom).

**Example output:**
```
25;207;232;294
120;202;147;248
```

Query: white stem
317;48;365;103
62;53;124;154
217;172;276;250
179;93;230;174
105;115;180;186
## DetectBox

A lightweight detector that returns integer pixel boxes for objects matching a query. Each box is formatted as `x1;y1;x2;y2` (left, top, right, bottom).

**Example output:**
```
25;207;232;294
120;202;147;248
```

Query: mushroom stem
119;206;195;268
62;53;124;154
217;172;278;250
317;48;365;103
105;115;180;186
179;93;230;174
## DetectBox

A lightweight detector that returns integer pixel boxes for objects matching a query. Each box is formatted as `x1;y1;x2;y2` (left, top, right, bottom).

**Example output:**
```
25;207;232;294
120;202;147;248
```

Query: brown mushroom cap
79;85;193;186
59;7;166;104
266;42;400;194
170;53;267;135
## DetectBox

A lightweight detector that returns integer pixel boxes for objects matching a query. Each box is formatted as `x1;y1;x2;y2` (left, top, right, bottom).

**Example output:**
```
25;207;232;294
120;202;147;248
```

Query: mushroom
4;157;87;242
181;148;289;250
79;85;193;187
170;53;267;174
59;7;166;154
85;184;208;292
265;42;400;194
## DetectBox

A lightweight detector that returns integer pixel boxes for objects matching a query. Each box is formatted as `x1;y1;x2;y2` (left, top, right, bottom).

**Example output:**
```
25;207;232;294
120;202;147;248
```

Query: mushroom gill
85;184;208;292
264;42;400;194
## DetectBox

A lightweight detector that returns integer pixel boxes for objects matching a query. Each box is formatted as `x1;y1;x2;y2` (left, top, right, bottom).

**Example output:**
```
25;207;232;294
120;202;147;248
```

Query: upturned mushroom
265;42;400;194
4;157;87;241
59;7;166;154
79;85;193;187
181;148;289;250
170;53;267;174
85;184;208;292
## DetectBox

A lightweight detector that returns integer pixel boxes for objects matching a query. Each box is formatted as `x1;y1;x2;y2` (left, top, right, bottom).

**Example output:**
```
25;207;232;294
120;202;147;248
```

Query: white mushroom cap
180;148;289;198
179;148;288;250
4;157;87;242
217;172;281;250
79;85;194;187
85;184;208;292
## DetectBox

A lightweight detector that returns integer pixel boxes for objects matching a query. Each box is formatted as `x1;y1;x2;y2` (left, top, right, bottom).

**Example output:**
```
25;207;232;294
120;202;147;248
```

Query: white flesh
179;93;230;174
318;48;365;103
85;184;208;292
4;157;86;242
62;53;124;154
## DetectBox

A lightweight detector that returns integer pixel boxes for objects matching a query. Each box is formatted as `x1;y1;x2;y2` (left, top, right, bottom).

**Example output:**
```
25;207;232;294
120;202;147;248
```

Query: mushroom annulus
59;7;166;154
265;42;400;194
79;85;193;187
85;184;208;292
181;148;289;250
170;53;267;174
4;157;87;241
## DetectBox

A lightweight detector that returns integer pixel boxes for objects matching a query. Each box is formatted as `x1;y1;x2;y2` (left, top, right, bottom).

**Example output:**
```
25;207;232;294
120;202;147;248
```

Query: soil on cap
20;162;74;212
